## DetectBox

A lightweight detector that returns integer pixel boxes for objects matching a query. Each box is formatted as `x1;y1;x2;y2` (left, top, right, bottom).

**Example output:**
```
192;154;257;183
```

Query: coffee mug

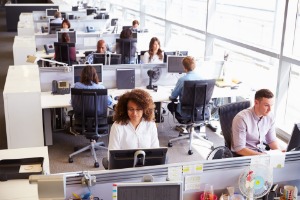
280;185;298;200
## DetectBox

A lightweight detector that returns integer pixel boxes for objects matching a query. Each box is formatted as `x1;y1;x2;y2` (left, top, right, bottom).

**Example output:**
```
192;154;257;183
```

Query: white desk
0;146;50;200
35;49;87;59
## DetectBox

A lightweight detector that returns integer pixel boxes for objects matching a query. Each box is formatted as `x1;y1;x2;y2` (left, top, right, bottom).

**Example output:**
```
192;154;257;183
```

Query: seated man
232;89;282;156
50;11;63;24
168;56;217;131
86;39;110;64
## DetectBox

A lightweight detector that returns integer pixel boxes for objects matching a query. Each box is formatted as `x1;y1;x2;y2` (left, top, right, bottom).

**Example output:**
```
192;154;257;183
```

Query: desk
35;49;86;59
0;146;50;200
41;85;249;145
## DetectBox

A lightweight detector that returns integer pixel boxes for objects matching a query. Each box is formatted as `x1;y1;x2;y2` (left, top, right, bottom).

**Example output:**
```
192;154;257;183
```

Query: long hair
148;37;163;61
80;65;99;85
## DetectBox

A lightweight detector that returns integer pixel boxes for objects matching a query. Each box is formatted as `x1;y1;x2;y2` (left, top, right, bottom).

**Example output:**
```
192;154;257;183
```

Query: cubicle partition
37;152;300;200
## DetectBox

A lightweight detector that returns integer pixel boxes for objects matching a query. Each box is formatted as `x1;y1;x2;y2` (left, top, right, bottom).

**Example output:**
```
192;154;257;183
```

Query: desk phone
52;80;70;95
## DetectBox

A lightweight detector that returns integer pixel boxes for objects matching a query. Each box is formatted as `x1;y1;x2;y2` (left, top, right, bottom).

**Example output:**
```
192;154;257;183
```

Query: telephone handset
52;80;70;95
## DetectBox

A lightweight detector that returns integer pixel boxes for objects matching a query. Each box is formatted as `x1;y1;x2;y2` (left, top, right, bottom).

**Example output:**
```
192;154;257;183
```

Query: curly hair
80;65;99;85
148;37;163;61
113;89;155;124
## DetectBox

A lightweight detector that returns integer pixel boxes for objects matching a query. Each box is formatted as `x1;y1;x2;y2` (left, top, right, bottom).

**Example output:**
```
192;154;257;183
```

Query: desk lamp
26;55;71;72
146;67;160;90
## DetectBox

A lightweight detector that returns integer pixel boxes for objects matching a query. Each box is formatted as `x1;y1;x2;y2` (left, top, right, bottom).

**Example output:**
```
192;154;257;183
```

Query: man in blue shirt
168;56;217;132
86;39;110;64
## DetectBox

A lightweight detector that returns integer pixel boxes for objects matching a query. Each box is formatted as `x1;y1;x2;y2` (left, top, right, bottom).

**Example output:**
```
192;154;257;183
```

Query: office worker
143;37;164;64
115;28;137;64
61;32;76;62
167;56;202;117
50;11;63;24
86;39;110;64
130;19;139;33
232;89;282;156
73;65;113;106
61;19;71;30
108;89;159;150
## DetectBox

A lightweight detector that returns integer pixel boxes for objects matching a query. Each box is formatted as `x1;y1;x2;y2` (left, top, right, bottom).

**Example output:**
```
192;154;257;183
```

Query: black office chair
168;79;216;155
68;88;109;168
54;42;76;66
116;38;137;64
218;100;251;156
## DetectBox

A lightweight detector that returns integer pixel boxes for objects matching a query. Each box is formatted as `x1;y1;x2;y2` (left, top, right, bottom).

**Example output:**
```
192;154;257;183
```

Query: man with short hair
232;89;281;156
50;11;63;24
86;39;109;64
130;20;139;33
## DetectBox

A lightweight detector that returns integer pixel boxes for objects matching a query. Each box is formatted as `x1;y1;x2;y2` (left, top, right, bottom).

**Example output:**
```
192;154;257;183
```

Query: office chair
168;79;216;155
68;88;109;168
116;38;137;64
218;100;251;156
54;42;76;66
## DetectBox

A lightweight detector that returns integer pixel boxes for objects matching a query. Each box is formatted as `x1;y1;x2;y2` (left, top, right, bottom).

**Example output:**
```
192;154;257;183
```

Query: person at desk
61;19;71;30
142;37;164;64
115;28;137;64
130;19;139;33
232;89;282;156
73;65;113;106
86;39;110;64
108;89;159;150
54;32;76;64
50;11;63;24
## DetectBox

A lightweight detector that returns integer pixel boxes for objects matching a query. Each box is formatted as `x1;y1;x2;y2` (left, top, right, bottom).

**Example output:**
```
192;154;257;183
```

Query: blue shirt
170;71;203;116
74;81;113;106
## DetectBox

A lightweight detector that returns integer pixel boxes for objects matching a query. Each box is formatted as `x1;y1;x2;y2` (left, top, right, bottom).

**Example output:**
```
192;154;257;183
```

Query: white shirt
108;119;159;150
142;52;164;64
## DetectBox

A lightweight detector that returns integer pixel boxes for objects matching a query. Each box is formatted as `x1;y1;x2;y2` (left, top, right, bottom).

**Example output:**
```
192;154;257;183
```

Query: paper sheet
19;164;42;173
184;175;201;191
265;150;286;168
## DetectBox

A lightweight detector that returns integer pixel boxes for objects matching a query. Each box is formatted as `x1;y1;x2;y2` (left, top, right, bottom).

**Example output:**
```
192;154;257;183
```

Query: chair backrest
180;79;216;122
218;100;251;148
116;38;137;64
54;42;76;66
71;88;108;135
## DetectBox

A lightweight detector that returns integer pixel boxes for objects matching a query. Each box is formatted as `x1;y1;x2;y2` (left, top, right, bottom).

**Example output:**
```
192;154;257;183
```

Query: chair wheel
168;142;173;147
178;134;182;137
211;146;214;150
69;157;73;163
94;162;99;168
203;136;208;140
188;150;193;155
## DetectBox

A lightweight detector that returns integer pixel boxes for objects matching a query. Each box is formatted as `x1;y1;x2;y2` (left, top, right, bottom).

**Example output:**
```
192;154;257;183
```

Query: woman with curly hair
142;37;164;64
108;89;159;150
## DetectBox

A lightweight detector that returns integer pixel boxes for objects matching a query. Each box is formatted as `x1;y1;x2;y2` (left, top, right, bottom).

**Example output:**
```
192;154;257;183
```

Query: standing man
232;89;282;156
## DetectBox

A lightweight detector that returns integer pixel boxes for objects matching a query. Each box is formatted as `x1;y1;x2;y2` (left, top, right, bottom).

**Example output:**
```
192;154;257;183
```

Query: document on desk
19;164;42;173
84;37;97;47
185;175;201;191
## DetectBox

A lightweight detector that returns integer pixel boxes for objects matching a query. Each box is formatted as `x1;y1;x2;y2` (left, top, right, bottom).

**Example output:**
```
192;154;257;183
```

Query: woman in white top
142;37;164;64
108;89;159;150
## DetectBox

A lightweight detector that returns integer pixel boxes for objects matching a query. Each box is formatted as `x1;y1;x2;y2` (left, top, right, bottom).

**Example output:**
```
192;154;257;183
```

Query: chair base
168;125;214;155
68;140;108;168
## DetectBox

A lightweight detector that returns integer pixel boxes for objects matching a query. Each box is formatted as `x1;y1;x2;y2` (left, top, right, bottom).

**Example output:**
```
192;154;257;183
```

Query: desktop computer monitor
93;53;122;65
86;8;97;16
167;56;186;74
73;64;103;86
57;31;77;43
164;51;188;63
287;123;300;152
122;25;131;30
113;181;183;200
108;147;168;170
46;8;58;18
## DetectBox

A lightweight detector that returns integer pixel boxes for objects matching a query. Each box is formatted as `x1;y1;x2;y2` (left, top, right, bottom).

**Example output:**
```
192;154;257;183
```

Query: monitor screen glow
73;64;103;86
57;31;77;43
167;56;186;74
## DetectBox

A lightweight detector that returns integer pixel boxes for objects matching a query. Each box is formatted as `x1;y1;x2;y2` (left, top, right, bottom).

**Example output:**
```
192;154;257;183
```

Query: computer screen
108;147;168;170
287;123;300;152
46;9;58;17
86;8;97;16
164;51;188;63
93;53;122;65
49;22;62;34
113;181;183;200
167;56;186;74
57;31;77;43
73;64;103;86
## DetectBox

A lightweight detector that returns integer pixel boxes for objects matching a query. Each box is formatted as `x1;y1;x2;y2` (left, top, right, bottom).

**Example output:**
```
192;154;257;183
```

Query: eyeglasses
127;108;143;113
